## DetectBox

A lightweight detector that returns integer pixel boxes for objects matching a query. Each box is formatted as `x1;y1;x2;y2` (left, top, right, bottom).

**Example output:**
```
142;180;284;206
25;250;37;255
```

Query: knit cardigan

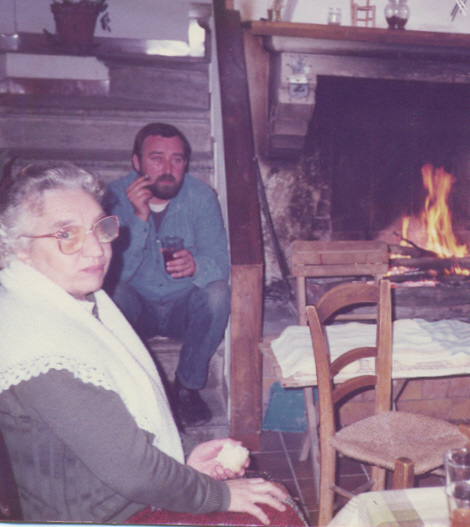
0;261;229;521
0;260;183;461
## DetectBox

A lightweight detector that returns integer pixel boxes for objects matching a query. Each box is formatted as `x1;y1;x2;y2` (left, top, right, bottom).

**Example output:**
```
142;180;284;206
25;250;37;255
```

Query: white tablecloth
329;486;449;527
271;318;470;384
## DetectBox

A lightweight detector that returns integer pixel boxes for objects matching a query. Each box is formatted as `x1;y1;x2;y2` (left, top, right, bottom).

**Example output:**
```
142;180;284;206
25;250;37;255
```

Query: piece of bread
216;442;250;472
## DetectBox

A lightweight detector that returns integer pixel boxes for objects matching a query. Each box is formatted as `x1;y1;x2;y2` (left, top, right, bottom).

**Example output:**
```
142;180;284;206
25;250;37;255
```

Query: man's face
133;135;187;201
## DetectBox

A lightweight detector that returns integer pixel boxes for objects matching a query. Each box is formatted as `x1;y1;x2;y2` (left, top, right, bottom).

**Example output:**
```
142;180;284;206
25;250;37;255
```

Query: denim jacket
105;171;230;303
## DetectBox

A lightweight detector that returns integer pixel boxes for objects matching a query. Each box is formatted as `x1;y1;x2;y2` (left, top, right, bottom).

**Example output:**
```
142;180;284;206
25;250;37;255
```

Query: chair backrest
306;280;392;442
291;240;389;325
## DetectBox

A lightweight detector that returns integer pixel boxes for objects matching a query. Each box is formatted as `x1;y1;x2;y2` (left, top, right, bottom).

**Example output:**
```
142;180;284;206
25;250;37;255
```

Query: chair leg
299;432;310;462
393;457;414;489
318;444;336;527
459;423;470;443
303;387;320;498
371;465;386;491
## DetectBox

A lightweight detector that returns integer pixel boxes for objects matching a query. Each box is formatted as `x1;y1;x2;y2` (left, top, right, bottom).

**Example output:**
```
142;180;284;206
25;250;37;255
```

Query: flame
402;164;469;275
420;164;466;258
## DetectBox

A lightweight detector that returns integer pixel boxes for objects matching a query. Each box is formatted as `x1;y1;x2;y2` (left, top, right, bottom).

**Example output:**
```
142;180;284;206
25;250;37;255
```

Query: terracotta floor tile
256;430;284;452
297;477;318;510
337;472;371;493
249;451;293;481
286;450;316;480
337;455;371;476
280;431;307;451
307;508;319;527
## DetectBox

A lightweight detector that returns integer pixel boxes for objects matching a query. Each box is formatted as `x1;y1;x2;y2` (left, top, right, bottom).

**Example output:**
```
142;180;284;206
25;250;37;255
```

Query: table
268;318;470;385
262;318;470;496
328;486;449;527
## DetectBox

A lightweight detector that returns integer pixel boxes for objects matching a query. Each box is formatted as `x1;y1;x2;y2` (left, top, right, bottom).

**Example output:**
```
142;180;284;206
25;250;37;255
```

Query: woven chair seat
331;411;468;475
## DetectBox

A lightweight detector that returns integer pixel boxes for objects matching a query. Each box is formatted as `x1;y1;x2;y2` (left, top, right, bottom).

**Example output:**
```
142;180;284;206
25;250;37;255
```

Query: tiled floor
248;431;319;525
248;430;446;527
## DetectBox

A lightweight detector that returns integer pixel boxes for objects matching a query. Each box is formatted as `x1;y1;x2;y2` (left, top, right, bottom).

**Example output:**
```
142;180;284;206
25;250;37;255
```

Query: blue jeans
110;280;231;390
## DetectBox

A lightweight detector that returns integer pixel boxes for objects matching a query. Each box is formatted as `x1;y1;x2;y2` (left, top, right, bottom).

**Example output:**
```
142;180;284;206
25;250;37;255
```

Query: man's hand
186;438;249;480
126;175;153;222
165;248;196;278
226;478;288;525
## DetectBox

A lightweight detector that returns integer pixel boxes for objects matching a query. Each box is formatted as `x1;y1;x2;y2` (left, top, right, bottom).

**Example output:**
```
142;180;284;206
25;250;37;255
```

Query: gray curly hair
0;161;105;267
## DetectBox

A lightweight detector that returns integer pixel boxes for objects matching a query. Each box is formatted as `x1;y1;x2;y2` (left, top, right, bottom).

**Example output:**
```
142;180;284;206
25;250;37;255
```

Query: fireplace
249;23;470;276
247;22;470;321
311;75;470;243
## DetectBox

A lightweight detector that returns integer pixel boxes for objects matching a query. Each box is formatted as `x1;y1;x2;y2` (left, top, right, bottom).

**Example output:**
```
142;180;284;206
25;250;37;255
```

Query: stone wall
259;150;330;283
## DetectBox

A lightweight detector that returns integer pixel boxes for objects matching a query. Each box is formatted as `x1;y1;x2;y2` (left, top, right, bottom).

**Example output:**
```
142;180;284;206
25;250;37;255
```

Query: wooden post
213;0;265;449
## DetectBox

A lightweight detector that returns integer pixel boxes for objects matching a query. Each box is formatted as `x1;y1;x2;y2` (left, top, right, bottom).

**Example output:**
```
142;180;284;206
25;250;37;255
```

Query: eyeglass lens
59;216;119;254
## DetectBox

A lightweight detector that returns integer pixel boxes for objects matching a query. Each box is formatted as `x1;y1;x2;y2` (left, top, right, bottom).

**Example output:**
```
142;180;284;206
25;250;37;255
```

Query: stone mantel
248;21;470;156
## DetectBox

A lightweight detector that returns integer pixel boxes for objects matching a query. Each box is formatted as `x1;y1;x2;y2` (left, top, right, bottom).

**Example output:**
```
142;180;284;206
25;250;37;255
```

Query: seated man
105;123;231;427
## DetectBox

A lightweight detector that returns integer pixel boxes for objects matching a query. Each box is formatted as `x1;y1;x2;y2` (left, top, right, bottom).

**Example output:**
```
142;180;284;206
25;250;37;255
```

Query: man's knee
204;280;231;316
189;281;231;322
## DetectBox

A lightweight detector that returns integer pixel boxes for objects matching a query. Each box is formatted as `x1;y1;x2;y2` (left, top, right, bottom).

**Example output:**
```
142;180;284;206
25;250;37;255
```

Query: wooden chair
258;241;389;493
291;240;389;326
351;0;376;27
307;279;470;526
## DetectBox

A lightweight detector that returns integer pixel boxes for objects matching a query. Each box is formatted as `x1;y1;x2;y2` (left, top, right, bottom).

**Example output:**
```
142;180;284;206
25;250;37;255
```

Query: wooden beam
213;0;264;448
229;264;263;451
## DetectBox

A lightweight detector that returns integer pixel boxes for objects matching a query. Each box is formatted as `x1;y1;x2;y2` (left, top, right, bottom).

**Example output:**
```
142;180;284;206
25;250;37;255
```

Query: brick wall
262;352;470;425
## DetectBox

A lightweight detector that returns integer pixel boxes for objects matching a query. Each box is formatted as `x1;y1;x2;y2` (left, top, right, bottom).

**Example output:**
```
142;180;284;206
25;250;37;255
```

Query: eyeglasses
21;215;120;255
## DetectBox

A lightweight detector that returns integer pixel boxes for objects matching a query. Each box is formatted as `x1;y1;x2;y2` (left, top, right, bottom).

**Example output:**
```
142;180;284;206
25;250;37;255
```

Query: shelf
248;20;470;50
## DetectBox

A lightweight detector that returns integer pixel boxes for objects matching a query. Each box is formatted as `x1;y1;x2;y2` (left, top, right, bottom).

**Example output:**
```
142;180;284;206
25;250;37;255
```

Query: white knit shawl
0;260;184;463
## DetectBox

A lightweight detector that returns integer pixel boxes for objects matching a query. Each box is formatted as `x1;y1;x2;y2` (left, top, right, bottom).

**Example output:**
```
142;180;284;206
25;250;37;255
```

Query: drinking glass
443;447;470;527
161;236;184;274
327;8;342;25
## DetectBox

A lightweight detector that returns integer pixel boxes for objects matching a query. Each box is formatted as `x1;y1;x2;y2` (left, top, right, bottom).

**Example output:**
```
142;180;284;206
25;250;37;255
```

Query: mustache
156;174;176;183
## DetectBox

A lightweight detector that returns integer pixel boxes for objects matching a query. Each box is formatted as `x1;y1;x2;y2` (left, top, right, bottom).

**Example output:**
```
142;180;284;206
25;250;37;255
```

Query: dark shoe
173;377;212;427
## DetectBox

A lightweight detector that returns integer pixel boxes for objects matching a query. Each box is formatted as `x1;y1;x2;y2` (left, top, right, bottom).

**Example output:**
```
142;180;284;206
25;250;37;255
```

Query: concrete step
146;336;229;442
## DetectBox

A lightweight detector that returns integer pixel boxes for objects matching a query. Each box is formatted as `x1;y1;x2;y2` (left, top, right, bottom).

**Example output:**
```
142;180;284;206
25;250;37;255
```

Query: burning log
390;255;470;271
386;165;470;282
392;231;439;259
388;243;470;281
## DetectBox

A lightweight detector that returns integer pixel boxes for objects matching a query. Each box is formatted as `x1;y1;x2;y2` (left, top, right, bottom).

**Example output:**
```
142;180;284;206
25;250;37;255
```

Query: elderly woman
0;162;286;524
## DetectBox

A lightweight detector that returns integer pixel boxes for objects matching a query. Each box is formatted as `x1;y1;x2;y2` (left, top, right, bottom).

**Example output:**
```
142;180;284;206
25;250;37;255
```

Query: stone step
2;102;213;185
0;53;214;186
146;337;229;441
107;57;210;111
0;101;212;153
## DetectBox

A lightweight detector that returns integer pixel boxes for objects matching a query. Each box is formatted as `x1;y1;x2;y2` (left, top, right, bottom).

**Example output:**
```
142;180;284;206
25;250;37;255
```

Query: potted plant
50;0;111;52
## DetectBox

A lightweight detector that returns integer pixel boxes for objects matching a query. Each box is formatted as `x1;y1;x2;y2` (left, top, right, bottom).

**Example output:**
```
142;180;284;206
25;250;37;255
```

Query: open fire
386;164;470;279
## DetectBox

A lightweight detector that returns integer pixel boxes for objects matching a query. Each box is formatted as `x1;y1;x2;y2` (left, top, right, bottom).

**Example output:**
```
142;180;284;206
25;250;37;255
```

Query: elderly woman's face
17;188;112;300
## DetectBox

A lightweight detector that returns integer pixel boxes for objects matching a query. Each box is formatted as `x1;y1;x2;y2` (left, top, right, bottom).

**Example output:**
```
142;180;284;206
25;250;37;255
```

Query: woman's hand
226;478;288;526
186;438;249;479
